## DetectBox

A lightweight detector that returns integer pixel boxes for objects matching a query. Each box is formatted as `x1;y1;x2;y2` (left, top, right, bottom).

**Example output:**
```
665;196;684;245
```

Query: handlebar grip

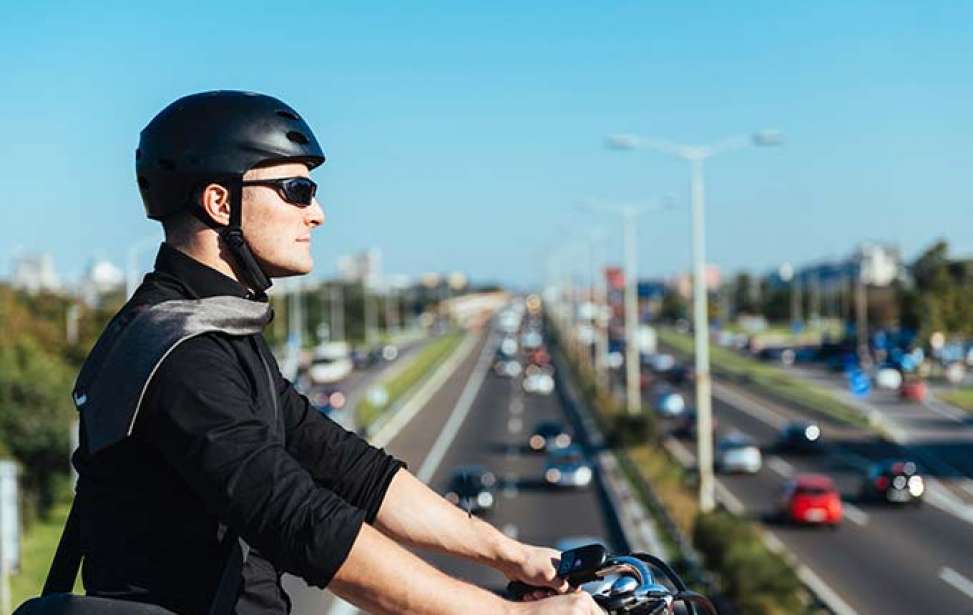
506;581;547;601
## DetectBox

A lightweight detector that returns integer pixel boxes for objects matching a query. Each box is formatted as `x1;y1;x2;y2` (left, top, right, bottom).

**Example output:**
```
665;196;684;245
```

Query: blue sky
1;2;971;288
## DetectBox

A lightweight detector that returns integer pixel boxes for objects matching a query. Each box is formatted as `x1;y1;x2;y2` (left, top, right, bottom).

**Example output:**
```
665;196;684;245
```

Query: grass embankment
658;328;869;428
10;489;81;605
940;387;973;413
356;331;465;429
557;336;811;615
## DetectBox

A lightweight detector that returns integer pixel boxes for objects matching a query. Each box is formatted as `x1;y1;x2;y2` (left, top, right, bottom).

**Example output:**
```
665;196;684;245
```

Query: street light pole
623;208;641;416
688;157;716;512
580;201;671;415
606;130;782;513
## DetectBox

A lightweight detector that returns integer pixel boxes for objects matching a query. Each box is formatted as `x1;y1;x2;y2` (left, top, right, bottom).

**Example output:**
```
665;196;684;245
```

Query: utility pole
364;280;377;347
622;208;641;416
605;129;783;513
856;273;870;367
385;286;400;336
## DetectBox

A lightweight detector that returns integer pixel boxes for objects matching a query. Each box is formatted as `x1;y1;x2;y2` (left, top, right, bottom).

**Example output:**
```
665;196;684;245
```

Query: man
71;91;602;615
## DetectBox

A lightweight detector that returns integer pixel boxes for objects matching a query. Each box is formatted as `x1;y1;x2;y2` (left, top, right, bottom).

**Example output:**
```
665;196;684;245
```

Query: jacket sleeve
140;335;363;589
276;368;405;523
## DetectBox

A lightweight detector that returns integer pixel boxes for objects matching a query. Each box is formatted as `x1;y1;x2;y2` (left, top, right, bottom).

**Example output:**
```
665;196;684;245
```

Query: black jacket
72;243;404;615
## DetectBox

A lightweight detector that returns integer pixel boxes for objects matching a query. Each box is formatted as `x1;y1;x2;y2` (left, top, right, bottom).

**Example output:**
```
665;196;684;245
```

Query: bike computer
556;544;608;584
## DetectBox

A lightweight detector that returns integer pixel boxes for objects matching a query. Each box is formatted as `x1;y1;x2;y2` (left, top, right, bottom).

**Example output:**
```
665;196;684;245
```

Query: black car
860;460;924;505
528;421;572;452
443;466;497;515
778;421;822;453
671;410;717;439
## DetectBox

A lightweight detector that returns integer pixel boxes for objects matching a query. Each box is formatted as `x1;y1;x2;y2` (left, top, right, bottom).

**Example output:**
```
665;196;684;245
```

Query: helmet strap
218;180;272;301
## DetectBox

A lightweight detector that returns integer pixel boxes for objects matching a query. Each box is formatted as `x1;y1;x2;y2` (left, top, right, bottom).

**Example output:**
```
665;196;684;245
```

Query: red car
899;378;927;402
780;474;843;527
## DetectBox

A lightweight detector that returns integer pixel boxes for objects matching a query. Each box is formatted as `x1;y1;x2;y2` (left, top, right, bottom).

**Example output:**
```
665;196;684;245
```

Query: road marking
369;332;480;448
507;417;523;434
502;523;519;539
922;398;966;422
940;566;973;599
714;480;746;515
766;456;794;477
509;397;524;415
416;332;497;483
711;381;787;428
662;437;696;469
760;530;860;615
841;502;868;526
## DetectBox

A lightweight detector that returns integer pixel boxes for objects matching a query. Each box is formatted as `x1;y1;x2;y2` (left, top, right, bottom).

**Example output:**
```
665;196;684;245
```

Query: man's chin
265;260;313;278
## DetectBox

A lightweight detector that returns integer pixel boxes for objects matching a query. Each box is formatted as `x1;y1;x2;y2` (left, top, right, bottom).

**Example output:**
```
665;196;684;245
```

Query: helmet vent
286;131;309;144
276;110;300;121
158;158;176;171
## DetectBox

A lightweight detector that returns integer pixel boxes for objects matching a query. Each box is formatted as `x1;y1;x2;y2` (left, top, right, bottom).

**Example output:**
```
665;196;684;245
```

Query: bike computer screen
557;544;608;582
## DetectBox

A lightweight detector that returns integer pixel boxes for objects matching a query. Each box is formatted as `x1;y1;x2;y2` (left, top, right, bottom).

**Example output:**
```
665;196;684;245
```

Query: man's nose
307;198;325;226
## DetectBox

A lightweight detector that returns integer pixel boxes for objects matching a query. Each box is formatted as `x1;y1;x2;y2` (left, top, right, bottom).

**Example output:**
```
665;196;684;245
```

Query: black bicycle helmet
135;91;326;297
137;90;325;219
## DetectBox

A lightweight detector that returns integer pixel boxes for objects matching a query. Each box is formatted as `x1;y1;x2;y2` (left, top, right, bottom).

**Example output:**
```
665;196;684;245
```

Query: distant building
767;243;905;290
11;253;60;294
672;265;721;298
337;249;382;288
79;259;124;306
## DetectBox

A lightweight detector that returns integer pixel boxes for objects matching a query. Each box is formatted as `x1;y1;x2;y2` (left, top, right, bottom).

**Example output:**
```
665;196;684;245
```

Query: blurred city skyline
1;2;971;287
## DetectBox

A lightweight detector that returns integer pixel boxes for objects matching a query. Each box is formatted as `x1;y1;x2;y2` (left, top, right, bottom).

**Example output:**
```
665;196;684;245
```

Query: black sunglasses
240;176;317;207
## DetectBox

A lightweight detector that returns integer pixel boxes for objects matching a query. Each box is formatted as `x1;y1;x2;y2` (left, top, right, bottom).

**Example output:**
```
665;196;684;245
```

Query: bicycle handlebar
507;550;718;615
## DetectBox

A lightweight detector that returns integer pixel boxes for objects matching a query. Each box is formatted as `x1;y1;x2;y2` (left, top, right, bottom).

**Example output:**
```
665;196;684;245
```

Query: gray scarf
74;296;272;454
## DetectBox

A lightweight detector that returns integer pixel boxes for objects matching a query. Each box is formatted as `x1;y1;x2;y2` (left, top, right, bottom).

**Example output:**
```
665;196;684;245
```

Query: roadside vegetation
940;387;973;413
356;330;466;429
657;328;869;428
553;327;818;615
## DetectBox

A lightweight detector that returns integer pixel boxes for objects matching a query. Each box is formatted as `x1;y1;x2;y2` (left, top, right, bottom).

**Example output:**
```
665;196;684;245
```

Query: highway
652;367;973;614
287;328;625;614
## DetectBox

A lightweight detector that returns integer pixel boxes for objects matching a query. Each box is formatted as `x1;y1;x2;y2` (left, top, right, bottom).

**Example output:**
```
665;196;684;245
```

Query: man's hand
508;592;603;615
499;543;569;594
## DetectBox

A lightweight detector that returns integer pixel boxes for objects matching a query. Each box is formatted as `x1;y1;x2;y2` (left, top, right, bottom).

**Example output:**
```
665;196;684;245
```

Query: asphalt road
786;362;973;502
287;329;625;614
651;370;973;614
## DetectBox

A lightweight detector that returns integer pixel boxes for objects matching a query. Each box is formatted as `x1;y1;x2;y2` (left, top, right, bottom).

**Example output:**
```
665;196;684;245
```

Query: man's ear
199;183;232;226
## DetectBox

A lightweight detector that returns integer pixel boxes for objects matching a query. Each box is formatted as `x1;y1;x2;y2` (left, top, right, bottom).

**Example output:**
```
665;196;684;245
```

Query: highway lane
303;328;626;614
785;363;973;502
654;373;973;614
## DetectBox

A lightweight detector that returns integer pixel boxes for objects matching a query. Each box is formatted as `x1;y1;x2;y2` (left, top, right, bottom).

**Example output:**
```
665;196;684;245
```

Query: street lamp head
752;130;784;147
604;134;640;151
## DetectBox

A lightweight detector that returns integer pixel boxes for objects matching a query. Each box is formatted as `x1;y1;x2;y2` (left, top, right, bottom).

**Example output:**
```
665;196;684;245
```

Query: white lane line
940;566;973;599
509;397;524;415
922;398;966;422
766;456;795;478
662;437;696;469
711;381;787;428
841;502;868;526
369;332;480;448
507;417;523;434
416;332;498;482
714;480;746;515
760;530;859;615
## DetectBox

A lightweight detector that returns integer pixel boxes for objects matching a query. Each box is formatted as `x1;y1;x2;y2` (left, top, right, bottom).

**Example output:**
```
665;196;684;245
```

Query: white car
308;341;353;384
523;372;554;395
655;392;686;417
875;368;902;391
715;434;762;474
